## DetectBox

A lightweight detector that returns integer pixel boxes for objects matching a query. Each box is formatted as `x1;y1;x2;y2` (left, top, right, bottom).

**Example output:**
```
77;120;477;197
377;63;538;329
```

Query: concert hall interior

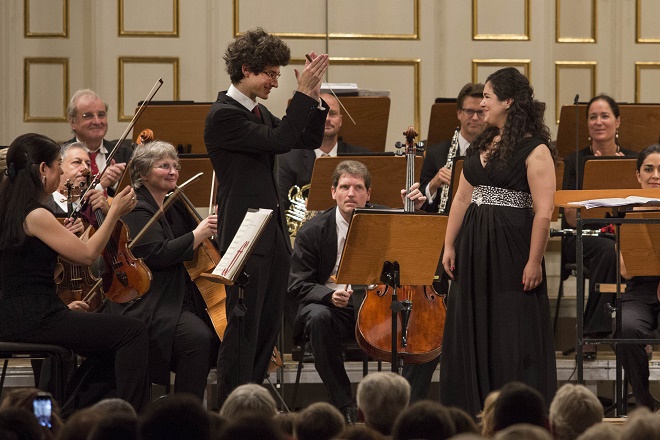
2;0;660;435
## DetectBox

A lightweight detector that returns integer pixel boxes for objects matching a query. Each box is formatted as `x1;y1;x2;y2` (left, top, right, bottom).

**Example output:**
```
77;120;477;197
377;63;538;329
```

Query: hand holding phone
33;392;53;428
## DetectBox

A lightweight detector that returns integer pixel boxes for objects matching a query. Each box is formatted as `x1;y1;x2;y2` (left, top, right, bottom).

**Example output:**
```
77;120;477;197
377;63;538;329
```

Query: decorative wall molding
556;0;596;43
233;0;419;40
555;62;597;123
118;57;180;121
118;0;179;37
24;0;68;38
23;57;69;122
472;0;529;41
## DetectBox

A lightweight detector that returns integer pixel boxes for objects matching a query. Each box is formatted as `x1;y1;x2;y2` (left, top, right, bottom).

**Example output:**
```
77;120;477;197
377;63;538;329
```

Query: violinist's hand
400;182;427;210
331;289;353;308
99;160;126;188
67;301;89;312
194;214;218;241
108;185;137;217
63;217;84;235
294;52;329;101
85;189;109;215
442;246;456;280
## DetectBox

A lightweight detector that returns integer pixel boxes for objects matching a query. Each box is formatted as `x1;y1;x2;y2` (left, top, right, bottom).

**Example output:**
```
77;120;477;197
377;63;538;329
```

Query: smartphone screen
33;395;52;428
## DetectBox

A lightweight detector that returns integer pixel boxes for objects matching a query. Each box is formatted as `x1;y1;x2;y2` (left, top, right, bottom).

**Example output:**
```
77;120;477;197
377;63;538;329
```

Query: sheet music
212;208;272;282
568;196;660;209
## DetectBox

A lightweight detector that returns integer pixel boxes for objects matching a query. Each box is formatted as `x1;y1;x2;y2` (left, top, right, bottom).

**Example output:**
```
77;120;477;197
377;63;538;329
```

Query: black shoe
303;341;314;363
340;402;357;425
583;343;597;361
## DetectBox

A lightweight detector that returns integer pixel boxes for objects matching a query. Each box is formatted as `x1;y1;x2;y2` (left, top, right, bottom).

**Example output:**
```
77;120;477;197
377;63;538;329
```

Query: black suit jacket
288;205;387;338
204;91;328;256
277;140;369;211
419;140;456;213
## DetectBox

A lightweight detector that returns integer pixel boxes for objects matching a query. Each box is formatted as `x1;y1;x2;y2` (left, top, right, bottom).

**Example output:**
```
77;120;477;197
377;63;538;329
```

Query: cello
355;127;447;365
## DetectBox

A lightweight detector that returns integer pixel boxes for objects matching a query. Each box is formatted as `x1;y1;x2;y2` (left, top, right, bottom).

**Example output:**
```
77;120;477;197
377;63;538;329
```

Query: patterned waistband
471;185;533;209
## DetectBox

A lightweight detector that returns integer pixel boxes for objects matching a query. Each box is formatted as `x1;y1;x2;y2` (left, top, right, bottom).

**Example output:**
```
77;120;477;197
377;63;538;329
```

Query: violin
54;179;105;312
355;127;447;364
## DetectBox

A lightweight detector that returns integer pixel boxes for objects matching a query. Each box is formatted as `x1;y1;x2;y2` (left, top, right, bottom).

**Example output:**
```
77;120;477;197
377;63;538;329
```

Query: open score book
211;208;273;284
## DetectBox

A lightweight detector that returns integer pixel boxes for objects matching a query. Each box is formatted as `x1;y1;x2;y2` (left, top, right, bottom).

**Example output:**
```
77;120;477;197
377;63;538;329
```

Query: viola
94;207;152;304
355;126;447;364
54;180;104;311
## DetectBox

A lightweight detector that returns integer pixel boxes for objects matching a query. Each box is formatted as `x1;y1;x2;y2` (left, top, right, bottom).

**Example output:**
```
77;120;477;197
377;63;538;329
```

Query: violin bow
129;172;203;249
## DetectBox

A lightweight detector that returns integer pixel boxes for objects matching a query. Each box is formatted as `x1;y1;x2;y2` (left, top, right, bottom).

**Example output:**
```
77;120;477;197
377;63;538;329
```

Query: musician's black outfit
620;276;660;410
562;146;637;337
102;186;219;401
205;87;327;405
0;204;150;411
289;206;365;413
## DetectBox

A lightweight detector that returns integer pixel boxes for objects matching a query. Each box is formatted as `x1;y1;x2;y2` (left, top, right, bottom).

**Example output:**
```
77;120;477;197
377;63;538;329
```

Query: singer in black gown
439;68;558;416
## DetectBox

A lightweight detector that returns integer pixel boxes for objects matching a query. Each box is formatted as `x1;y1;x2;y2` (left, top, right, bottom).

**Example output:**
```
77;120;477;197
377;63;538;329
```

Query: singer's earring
616;130;619;140
42;175;46;185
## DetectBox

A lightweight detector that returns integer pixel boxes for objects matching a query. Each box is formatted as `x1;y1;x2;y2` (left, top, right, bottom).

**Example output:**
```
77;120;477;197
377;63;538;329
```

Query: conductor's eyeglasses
262;70;281;80
461;108;485;118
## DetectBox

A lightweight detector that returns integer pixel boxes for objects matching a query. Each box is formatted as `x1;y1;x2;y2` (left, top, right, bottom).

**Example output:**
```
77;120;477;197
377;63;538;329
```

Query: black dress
439;137;557;416
0;205;150;410
102;187;219;400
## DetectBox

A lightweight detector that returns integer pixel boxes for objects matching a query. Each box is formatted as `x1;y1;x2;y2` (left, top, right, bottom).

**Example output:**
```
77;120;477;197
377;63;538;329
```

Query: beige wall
1;0;659;148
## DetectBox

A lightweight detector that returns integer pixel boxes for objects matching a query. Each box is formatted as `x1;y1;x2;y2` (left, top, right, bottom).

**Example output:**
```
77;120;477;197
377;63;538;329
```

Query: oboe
438;127;460;214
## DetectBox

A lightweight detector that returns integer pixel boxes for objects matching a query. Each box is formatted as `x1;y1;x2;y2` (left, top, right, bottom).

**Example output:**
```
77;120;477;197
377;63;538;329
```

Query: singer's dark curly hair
224;28;291;84
471;67;558;164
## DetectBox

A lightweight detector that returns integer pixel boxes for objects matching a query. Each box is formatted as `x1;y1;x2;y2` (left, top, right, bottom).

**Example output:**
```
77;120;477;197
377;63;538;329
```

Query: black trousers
171;309;219;400
216;231;290;405
18;309;150;411
563;235;616;335
298;302;355;408
403;355;441;403
620;292;660;410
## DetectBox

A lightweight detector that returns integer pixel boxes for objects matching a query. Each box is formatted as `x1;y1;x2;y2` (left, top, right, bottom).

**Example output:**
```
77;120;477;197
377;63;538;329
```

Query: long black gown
439;137;557;416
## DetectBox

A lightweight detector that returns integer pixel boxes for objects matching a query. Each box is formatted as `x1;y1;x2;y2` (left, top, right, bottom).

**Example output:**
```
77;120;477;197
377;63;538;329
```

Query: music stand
306;155;423;211
335;209;447;371
555;188;660;413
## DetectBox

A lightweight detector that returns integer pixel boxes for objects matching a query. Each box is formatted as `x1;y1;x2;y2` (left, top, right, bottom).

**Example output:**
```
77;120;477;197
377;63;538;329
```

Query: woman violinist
0;133;149;411
102;140;220;401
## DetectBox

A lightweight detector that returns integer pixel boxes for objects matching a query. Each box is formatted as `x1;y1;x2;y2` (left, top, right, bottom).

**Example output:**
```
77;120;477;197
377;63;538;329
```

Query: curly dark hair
223;28;291;84
471;67;557;164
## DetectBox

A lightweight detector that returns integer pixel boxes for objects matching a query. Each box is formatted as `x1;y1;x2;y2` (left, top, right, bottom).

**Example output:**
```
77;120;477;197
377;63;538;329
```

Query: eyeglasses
153;163;181;172
262;70;281;80
461;108;485;118
80;111;107;121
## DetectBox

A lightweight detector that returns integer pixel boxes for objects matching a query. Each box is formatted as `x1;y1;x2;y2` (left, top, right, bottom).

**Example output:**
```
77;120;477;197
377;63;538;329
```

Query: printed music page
569;196;660;209
212;208;273;283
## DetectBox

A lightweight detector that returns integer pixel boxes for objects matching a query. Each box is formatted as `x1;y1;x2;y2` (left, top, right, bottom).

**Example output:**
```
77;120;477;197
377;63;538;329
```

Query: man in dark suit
420;83;485;214
289;160;426;423
278;93;369;212
204;27;329;405
66;89;133;196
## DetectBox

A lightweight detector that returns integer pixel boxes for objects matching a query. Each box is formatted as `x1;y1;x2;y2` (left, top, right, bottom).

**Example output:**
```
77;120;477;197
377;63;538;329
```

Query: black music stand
335;209;447;372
